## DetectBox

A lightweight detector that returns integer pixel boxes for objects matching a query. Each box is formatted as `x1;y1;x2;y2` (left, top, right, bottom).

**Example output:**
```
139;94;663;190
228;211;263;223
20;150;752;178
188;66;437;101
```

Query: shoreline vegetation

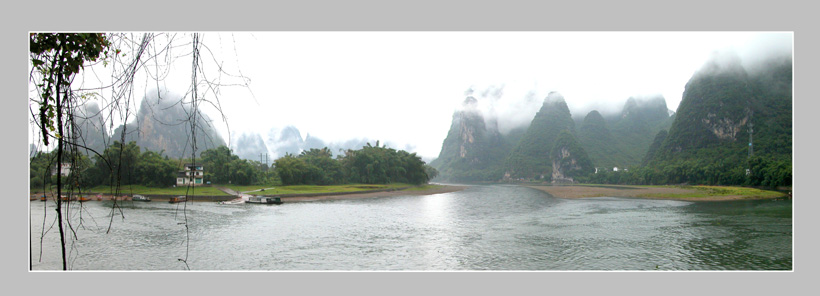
29;183;467;203
526;184;789;201
277;184;466;202
30;183;788;203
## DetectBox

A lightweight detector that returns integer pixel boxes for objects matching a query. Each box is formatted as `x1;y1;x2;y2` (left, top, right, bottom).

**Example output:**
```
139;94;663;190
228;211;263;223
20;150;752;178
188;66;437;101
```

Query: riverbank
278;184;466;203
29;184;467;203
526;184;788;201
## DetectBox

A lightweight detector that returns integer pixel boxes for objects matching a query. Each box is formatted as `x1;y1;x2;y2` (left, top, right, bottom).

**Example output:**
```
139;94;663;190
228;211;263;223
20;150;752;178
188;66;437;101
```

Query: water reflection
418;191;458;269
29;186;792;270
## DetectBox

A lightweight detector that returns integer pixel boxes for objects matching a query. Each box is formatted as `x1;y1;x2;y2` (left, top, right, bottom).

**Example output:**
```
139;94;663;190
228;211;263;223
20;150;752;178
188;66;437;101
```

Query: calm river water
29;185;792;270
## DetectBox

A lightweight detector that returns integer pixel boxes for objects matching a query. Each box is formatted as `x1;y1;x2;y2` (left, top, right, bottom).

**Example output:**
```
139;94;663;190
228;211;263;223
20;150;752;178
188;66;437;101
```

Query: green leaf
32;59;44;66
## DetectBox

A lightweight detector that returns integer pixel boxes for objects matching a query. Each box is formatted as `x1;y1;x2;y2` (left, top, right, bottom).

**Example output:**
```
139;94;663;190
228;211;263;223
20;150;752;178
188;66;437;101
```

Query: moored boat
78;196;91;202
218;198;244;205
40;195;47;201
169;196;187;203
132;195;151;202
246;195;282;205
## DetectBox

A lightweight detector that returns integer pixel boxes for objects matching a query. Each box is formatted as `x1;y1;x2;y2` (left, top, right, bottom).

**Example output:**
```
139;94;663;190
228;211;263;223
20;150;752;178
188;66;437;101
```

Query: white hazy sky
34;31;793;160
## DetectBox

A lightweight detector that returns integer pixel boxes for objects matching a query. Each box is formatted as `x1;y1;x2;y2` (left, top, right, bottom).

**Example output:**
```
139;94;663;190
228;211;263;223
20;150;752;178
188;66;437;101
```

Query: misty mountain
430;92;677;183
265;125;305;158
236;125;384;161
576;96;674;169
72;102;111;156
232;132;270;162
326;138;380;155
577;110;620;169
111;92;227;158
429;96;509;182
644;51;792;185
503;92;576;180
550;129;594;183
303;133;327;151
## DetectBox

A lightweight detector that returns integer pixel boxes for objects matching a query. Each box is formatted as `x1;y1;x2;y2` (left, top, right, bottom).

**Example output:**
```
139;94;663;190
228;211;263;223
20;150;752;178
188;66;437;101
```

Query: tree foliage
30;33;112;146
200;146;266;185
275;143;431;186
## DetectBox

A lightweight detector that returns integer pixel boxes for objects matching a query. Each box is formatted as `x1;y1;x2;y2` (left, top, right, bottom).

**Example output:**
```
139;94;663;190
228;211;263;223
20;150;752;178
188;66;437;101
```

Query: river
28;185;792;270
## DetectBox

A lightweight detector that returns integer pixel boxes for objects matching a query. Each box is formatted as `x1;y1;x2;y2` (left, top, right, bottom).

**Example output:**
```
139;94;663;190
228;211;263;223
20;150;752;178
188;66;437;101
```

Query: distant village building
177;164;204;186
613;167;619;172
51;163;71;176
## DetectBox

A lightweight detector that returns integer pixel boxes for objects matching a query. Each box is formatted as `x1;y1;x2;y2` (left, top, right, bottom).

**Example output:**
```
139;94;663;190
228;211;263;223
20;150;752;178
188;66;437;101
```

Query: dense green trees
273;148;342;186
135;150;178;187
588;157;789;188
30;141;176;189
199;146;267;185
31;141;433;189
300;148;345;185
344;143;430;185
275;143;431;186
89;141;140;186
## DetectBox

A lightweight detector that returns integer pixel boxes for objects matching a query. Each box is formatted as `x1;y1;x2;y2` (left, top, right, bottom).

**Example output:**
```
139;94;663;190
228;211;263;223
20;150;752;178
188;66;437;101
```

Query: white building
177;164;204;186
51;163;71;177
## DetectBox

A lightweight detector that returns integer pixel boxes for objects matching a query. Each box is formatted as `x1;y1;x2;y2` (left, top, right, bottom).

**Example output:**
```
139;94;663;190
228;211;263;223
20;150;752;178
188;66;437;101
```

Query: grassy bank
403;184;446;191
83;185;231;196
527;184;787;200
635;185;785;199
227;183;413;195
43;183;419;197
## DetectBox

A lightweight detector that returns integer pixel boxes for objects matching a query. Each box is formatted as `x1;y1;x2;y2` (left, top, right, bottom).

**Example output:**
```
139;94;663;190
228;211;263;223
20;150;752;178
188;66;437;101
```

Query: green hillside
503;92;575;180
550;129;594;182
430;97;507;182
641;52;792;187
577;96;673;170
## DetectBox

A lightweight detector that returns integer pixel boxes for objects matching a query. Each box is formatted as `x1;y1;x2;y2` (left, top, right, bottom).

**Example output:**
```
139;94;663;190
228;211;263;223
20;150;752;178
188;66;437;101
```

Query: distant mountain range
432;51;791;186
231;126;376;161
69;50;791;187
70;91;377;162
431;92;674;183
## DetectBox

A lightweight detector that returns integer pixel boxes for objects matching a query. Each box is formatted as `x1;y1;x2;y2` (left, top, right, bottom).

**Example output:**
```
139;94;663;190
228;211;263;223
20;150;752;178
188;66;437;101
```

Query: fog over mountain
229;125;398;161
231;132;269;162
72;102;111;156
110;90;226;158
29;32;792;164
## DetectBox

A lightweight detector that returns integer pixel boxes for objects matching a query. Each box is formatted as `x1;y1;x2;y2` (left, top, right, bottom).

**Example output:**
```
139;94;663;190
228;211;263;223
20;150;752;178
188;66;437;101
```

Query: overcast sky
32;31;793;160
